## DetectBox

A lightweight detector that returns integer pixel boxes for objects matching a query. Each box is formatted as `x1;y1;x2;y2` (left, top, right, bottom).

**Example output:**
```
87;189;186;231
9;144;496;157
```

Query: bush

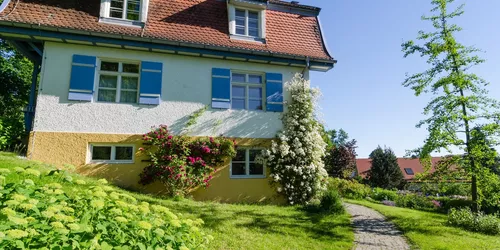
439;182;471;196
448;208;500;235
0;168;211;249
394;194;436;211
319;189;344;214
139;125;236;196
370;188;398;201
432;197;474;212
328;178;371;200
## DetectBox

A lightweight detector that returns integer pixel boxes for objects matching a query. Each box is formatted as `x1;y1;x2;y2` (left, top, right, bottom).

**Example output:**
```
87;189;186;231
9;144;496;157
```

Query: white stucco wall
34;42;308;138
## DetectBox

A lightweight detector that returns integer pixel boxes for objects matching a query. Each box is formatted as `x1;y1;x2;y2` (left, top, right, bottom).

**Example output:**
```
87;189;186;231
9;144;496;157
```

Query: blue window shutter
68;55;96;101
265;73;284;112
212;68;231;109
139;61;163;105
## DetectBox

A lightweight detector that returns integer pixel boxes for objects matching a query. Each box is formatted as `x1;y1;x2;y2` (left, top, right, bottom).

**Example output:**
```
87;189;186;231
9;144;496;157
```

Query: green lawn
0;152;353;250
346;199;500;250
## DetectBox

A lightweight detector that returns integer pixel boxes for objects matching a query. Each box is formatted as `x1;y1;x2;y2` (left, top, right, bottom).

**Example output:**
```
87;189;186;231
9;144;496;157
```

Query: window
231;149;265;178
231;72;263;110
404;168;414;175
97;61;140;103
90;145;134;163
235;9;259;37
109;0;141;21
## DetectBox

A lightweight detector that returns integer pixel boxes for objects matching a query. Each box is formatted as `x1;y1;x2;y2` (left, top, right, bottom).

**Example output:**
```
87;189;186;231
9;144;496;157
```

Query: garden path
345;203;410;250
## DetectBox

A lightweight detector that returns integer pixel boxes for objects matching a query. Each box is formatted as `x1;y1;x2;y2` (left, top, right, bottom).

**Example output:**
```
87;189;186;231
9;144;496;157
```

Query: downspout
24;62;41;132
301;56;310;75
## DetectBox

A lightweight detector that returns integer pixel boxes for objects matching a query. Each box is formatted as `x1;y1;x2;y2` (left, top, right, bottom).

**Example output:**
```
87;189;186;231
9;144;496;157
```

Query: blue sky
303;0;500;158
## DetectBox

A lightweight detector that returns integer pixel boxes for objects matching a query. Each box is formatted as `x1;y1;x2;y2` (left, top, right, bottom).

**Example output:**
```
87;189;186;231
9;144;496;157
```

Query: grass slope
346;199;500;250
0;153;353;250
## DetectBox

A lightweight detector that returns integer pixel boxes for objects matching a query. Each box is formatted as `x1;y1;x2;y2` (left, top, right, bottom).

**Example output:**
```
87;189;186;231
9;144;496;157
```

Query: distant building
356;157;446;181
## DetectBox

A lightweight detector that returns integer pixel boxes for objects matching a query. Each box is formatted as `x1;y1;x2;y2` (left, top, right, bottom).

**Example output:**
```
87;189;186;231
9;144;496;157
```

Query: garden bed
0;152;353;249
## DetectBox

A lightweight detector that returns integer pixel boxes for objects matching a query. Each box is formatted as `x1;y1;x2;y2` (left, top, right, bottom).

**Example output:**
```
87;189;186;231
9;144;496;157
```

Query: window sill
230;34;266;44
230;175;267;179
89;160;135;164
99;17;144;28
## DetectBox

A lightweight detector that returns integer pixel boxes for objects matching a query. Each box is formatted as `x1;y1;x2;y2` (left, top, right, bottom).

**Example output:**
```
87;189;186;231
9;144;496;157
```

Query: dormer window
100;0;149;26
110;0;141;21
235;9;259;37
227;1;266;42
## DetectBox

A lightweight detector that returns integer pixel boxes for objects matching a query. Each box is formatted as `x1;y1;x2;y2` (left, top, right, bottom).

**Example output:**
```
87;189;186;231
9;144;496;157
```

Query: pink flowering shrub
139;125;236;196
431;200;441;208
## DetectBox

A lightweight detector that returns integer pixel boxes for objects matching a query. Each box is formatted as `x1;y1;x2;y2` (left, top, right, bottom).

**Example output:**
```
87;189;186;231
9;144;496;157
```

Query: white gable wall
34;42;308;138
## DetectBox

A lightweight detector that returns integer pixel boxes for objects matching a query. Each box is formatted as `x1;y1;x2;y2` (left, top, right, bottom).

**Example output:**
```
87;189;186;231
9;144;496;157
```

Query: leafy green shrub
395;194;436;211
439;183;471;196
433;197;474;212
320;189;344;214
328;178;371;200
0;168;211;249
370;188;398;201
448;208;500;235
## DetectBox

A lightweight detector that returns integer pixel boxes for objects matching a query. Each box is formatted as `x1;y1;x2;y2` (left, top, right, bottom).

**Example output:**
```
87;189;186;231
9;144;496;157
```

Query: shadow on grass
161;200;352;243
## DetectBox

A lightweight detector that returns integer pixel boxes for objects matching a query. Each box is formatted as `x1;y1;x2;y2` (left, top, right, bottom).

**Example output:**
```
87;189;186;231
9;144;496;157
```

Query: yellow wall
28;132;281;203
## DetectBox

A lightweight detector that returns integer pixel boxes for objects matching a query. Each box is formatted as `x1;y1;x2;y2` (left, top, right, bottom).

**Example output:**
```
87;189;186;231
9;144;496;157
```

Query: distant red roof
0;0;333;61
356;157;445;181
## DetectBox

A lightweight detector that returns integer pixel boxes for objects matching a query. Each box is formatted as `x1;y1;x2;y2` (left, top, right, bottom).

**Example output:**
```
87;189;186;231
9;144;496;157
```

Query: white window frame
109;0;141;21
235;8;259;37
228;3;266;42
230;148;266;179
94;59;141;104
230;72;265;111
89;144;135;164
100;0;149;26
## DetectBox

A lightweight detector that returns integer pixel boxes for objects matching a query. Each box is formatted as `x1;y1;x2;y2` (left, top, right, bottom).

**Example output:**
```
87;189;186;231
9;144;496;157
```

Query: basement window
231;149;265;178
90;145;135;163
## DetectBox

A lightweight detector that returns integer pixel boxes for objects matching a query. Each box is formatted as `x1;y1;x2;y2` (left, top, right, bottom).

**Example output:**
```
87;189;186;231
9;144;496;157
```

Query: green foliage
0;40;33;150
367;146;404;189
433;197;473;212
448;208;500;235
326;129;350;147
370;188;398;202
402;0;500;211
0;120;8;149
328;178;370;200
394;194;436;211
0;167;210;249
319;189;344;214
139;125;236;197
0;152;354;250
439;182;471;196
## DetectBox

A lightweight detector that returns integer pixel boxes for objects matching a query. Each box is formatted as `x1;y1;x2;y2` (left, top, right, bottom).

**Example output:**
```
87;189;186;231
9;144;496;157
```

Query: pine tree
402;0;500;211
368;146;404;189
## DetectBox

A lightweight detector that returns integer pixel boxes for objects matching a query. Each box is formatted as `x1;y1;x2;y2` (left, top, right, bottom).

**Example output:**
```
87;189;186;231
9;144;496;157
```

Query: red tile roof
356;157;444;181
0;0;333;61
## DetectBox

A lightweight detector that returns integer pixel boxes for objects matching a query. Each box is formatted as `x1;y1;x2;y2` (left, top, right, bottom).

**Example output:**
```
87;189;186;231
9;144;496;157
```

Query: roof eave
0;21;335;71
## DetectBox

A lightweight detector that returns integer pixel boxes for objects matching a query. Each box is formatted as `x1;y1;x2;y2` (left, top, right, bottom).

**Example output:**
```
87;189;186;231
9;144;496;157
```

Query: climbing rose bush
139;125;236;196
258;73;328;205
0;168;210;249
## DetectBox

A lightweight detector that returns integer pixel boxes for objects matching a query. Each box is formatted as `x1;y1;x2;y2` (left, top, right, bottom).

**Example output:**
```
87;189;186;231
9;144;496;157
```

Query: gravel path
345;203;410;250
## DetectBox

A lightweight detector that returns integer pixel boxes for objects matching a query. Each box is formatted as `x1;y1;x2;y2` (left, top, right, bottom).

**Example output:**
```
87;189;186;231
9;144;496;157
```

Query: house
0;0;335;203
356;157;445;181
